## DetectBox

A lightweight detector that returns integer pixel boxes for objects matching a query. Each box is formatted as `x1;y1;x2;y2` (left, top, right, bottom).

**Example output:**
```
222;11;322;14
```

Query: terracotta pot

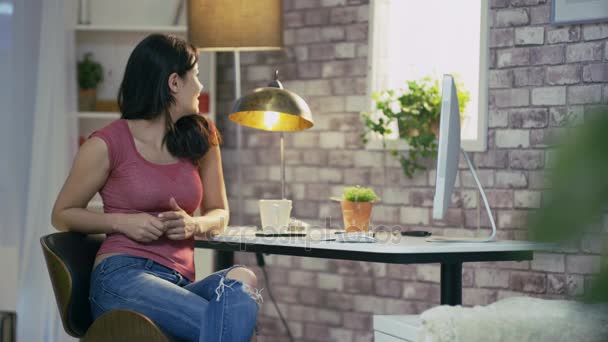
78;88;97;111
340;200;373;232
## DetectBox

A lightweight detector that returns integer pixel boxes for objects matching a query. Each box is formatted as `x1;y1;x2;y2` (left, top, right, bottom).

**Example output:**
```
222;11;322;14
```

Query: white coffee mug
259;199;292;230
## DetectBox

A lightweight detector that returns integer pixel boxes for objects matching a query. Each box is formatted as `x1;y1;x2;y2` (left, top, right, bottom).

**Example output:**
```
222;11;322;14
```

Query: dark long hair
118;33;220;165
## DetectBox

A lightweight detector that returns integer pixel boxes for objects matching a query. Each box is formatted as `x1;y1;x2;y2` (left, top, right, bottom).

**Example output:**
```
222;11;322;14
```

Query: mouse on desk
335;232;377;243
401;230;432;237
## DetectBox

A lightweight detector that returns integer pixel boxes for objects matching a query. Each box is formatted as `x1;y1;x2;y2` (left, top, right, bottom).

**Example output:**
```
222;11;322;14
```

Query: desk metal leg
440;262;462;305
215;251;234;271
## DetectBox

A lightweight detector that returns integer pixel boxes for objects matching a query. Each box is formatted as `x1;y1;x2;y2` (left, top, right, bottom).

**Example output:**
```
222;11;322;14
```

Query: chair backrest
40;232;104;337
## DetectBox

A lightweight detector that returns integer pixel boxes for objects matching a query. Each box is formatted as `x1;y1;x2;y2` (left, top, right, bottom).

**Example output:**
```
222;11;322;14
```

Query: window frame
365;0;490;152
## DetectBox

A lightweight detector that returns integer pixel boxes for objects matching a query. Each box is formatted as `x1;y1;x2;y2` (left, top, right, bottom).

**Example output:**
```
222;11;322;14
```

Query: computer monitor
433;75;460;221
430;74;496;242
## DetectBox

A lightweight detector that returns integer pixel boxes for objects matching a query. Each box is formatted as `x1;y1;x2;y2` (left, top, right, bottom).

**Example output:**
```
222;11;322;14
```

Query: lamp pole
234;51;243;226
214;51;242;272
267;70;287;200
280;131;285;199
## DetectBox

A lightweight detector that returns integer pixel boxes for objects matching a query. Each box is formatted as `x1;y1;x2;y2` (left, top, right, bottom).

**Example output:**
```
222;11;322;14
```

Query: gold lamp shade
229;87;314;132
187;0;283;51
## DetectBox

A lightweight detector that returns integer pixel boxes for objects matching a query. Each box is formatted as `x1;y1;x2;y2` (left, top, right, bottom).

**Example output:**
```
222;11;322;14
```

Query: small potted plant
361;77;470;178
77;52;103;111
333;186;380;232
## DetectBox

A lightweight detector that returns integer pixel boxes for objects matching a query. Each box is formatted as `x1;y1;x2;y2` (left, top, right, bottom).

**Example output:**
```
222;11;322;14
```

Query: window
367;0;489;151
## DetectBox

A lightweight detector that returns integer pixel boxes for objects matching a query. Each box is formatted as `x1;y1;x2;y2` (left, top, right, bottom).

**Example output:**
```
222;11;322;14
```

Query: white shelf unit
74;30;216;120
75;25;187;33
78;111;121;119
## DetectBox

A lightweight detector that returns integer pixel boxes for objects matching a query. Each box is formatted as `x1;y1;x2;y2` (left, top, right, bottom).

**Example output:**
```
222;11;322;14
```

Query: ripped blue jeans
89;255;262;342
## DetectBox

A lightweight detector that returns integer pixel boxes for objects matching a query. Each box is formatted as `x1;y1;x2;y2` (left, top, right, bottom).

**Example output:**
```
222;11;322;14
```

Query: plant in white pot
77;52;103;111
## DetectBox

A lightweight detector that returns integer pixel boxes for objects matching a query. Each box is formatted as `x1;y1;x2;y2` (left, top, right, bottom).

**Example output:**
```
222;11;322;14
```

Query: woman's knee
221;266;263;307
225;266;258;288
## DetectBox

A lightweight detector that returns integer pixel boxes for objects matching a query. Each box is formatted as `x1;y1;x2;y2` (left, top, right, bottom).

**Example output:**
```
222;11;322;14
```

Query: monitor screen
432;75;460;220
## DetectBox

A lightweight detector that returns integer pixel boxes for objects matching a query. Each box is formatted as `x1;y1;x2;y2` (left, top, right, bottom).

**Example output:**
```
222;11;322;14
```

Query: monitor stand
427;149;497;243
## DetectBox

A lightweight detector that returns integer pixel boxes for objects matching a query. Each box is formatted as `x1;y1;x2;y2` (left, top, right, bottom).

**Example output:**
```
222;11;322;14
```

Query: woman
51;34;261;341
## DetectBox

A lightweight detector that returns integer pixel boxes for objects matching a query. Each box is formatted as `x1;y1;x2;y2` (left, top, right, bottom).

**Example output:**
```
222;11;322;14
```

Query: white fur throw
417;297;608;342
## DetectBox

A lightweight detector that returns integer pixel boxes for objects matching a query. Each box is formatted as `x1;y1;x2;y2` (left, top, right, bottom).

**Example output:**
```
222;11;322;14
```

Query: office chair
40;232;170;342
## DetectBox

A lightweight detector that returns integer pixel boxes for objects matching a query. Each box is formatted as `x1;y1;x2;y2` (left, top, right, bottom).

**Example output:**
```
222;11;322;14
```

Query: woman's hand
158;197;198;240
114;213;166;243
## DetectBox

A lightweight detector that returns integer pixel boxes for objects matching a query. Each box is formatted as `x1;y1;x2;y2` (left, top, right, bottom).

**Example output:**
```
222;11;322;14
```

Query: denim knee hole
213;276;264;307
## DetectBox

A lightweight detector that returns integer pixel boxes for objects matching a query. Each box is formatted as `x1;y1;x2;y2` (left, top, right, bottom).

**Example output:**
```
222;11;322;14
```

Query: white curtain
0;0;20;318
14;0;78;340
0;0;40;321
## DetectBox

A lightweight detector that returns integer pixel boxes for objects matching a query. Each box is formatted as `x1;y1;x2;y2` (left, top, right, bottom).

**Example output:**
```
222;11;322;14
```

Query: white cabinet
374;315;423;342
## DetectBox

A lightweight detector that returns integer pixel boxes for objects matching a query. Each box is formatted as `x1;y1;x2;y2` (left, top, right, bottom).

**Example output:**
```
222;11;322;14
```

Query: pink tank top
90;119;205;281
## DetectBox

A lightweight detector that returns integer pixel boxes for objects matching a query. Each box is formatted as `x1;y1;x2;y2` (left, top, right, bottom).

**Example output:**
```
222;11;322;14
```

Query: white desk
195;227;550;305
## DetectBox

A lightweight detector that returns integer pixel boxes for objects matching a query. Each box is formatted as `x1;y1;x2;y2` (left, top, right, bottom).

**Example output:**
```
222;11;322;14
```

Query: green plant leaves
361;76;470;178
78;52;104;90
527;111;608;302
342;186;380;202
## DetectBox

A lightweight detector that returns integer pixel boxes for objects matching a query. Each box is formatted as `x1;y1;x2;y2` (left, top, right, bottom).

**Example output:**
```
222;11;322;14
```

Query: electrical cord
256;253;294;342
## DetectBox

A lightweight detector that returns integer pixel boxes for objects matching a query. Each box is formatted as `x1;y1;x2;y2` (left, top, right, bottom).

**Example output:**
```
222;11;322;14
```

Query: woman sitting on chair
51;33;261;342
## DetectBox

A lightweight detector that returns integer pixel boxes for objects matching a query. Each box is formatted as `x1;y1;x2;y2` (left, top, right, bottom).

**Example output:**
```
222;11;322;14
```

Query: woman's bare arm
196;145;229;236
51;137;164;241
52;137;117;233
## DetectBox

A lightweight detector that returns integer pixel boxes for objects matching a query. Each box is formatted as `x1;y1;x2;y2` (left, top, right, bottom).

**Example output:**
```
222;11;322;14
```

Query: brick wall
214;0;608;341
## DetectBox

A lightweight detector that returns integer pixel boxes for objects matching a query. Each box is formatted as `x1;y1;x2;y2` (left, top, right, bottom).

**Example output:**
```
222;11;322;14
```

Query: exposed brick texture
214;0;607;340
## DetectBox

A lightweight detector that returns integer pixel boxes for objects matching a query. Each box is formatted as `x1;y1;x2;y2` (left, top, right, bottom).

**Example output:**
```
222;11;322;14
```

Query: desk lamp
230;72;312;342
230;71;314;200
